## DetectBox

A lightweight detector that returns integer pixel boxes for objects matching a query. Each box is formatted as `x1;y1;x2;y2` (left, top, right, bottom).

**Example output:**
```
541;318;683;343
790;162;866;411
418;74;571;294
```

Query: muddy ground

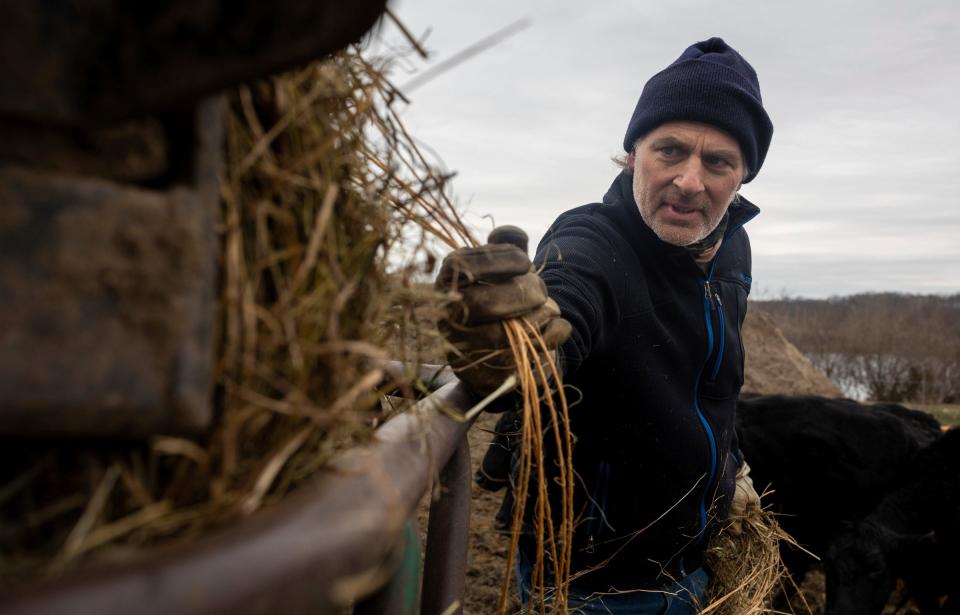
462;412;519;614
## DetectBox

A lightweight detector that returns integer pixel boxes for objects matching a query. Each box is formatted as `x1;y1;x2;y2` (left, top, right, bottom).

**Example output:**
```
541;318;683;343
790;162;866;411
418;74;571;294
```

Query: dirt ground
452;308;912;614
462;412;519;614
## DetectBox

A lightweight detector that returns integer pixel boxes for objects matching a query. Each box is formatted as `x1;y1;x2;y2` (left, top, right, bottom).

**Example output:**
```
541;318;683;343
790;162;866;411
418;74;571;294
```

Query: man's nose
672;157;705;195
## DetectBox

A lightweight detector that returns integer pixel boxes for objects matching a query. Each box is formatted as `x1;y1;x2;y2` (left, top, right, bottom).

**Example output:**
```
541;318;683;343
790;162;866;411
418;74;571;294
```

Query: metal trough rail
0;379;479;615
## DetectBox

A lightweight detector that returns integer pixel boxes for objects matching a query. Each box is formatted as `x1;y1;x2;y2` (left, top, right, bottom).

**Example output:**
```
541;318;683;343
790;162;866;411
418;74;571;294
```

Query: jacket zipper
695;281;719;534
679;210;757;576
709;292;725;381
681;279;721;575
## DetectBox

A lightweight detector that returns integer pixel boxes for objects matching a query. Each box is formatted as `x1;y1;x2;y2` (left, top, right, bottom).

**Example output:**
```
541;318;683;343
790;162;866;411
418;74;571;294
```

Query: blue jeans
515;549;709;614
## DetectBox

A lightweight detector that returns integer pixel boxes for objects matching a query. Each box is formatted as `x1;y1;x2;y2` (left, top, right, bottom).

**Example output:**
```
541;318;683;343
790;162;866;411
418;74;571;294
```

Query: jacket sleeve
534;216;622;377
731;429;745;468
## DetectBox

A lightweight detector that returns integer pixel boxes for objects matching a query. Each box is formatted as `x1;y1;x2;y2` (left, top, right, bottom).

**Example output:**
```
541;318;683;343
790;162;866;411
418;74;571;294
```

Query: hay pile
742;309;841;398
0;45;465;587
703;499;801;615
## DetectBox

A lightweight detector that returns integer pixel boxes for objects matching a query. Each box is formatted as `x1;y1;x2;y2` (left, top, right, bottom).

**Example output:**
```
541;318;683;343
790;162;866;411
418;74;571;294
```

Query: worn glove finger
445;295;569;398
445;320;570;382
487;225;529;253
514;298;571;349
540;317;572;349
452;347;561;397
732;474;760;515
443;298;565;350
451;272;548;324
435;243;531;289
728;461;761;536
452;348;517;396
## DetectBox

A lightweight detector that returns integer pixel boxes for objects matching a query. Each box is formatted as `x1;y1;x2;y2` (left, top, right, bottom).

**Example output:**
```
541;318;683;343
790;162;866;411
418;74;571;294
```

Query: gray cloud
386;0;960;296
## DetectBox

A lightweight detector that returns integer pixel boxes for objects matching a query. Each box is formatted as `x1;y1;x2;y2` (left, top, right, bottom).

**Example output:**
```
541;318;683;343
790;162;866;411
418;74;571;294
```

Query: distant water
838;380;870;401
806;352;871;401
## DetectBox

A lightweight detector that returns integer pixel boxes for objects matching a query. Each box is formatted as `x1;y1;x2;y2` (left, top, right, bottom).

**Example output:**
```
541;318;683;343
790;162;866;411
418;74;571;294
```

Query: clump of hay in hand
702;496;793;615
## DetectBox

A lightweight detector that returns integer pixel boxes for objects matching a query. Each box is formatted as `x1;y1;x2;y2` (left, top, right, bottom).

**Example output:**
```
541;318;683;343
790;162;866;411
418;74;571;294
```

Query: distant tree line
754;293;960;403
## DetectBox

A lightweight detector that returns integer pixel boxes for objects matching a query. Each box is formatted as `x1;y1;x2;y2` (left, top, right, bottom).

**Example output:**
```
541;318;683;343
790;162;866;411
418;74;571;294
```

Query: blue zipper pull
709;292;726;380
701;282;715;369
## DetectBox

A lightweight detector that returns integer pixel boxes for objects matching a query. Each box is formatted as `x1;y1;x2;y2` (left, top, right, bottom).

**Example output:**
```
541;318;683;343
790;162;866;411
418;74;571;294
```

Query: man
437;37;772;613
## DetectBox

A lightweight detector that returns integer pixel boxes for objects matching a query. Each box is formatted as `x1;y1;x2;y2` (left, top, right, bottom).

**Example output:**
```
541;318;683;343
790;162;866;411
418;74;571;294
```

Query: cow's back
735;394;942;564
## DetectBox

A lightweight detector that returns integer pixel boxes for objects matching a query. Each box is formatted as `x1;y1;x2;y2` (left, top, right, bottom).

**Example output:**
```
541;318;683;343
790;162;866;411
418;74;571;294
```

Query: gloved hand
728;460;761;535
435;226;571;397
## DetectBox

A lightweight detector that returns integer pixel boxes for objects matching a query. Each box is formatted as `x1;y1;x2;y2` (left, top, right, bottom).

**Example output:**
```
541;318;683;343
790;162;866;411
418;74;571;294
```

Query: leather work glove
435;226;571;398
728;460;761;535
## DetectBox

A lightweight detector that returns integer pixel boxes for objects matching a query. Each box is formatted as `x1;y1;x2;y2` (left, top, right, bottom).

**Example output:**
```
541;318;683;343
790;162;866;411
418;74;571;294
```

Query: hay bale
703;492;824;615
743;309;842;398
0;47;461;586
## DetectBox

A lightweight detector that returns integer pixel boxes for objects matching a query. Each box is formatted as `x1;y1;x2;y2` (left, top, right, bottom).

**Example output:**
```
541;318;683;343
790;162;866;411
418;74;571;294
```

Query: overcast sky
378;0;959;298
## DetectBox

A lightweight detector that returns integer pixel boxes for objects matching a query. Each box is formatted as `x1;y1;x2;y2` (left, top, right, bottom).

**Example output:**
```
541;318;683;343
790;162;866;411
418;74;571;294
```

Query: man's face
630;121;745;247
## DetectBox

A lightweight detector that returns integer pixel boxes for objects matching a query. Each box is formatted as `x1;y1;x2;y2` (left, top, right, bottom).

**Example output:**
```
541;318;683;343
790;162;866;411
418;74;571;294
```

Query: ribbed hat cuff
622;60;771;183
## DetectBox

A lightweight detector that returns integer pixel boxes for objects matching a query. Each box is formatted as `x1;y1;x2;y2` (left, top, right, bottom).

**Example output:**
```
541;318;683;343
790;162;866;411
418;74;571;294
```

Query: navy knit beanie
622;37;773;183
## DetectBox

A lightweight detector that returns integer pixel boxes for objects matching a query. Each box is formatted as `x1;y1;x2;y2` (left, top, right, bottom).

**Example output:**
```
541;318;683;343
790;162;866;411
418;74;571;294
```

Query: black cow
825;427;959;615
735;395;942;582
479;394;944;605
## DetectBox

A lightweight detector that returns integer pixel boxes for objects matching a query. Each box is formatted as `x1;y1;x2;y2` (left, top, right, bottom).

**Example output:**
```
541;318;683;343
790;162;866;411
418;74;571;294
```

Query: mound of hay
703;504;789;615
702;486;824;615
742;309;841;397
0;46;463;586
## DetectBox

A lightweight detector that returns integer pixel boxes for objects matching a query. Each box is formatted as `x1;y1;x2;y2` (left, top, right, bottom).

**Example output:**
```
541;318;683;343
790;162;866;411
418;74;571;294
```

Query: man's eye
704;155;730;167
660;146;678;156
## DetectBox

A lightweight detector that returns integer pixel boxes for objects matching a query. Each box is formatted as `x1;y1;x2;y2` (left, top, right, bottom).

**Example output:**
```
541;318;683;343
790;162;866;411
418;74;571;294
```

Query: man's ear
626;150;636;168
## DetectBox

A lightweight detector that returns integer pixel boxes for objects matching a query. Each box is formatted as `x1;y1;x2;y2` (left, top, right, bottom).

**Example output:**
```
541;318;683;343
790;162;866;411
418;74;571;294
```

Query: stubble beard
633;180;731;248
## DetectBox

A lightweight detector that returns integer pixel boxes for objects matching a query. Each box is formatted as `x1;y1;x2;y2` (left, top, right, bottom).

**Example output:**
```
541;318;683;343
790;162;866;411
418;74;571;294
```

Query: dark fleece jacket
526;170;758;591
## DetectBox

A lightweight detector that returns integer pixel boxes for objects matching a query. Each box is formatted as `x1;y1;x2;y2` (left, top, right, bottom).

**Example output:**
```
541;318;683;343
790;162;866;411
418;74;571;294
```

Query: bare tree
756;293;960;403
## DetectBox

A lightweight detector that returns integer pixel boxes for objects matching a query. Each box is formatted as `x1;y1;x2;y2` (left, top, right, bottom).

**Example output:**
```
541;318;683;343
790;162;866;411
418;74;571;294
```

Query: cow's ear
886;528;936;559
